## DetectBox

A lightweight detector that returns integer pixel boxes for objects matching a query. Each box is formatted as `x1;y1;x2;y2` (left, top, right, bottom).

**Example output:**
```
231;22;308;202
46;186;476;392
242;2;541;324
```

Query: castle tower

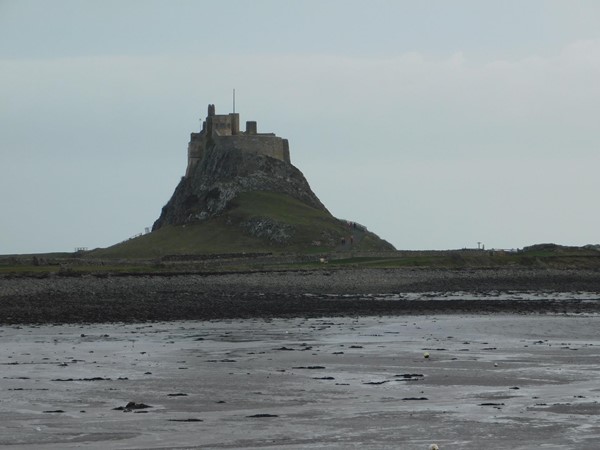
230;113;240;135
246;121;257;135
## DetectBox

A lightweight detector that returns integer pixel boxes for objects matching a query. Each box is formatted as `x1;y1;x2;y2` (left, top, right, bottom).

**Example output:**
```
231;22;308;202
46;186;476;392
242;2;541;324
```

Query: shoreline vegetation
1;245;600;324
3;243;600;275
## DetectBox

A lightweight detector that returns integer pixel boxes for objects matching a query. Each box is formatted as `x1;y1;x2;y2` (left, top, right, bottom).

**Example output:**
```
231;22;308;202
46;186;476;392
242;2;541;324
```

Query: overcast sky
2;0;600;254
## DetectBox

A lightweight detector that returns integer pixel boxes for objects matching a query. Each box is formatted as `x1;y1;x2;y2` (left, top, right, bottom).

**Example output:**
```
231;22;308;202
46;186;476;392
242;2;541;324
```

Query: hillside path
336;222;366;252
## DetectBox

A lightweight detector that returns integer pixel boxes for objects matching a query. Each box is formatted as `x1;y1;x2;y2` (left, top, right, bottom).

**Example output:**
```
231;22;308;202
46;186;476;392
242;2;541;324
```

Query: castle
185;104;291;177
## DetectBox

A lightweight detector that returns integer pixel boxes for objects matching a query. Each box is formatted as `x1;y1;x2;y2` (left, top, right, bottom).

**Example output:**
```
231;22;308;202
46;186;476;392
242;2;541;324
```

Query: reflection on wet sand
1;314;599;449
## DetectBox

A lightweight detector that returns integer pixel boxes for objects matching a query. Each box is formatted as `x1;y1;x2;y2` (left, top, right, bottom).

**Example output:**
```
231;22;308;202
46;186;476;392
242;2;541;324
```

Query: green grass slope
90;191;394;259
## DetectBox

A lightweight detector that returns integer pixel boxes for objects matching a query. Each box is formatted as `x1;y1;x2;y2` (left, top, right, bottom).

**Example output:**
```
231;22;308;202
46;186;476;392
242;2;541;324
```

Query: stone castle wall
186;134;204;177
216;135;290;164
184;106;291;177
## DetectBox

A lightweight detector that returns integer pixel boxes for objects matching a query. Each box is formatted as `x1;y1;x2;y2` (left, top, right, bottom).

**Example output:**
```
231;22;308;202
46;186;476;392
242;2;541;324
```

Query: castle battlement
185;104;290;177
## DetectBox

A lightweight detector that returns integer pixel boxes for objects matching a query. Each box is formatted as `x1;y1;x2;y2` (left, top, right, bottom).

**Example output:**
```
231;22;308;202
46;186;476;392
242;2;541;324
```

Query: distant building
185;104;290;177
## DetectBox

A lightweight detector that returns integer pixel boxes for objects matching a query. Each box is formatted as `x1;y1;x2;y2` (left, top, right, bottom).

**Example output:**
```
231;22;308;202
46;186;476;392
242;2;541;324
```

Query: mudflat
1;314;599;449
1;268;599;448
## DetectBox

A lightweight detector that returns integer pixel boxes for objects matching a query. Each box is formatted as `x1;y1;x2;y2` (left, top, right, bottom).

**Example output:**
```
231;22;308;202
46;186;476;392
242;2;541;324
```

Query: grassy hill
89;191;394;259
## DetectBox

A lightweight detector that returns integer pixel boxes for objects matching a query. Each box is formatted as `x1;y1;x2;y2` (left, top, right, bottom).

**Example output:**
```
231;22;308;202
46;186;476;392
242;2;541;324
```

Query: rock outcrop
152;144;328;230
113;104;398;255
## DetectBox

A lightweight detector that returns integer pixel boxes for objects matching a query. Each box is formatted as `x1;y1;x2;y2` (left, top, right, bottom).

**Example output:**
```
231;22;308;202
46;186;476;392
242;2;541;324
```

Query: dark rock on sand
293;366;326;370
395;374;424;380
113;402;152;412
168;418;203;422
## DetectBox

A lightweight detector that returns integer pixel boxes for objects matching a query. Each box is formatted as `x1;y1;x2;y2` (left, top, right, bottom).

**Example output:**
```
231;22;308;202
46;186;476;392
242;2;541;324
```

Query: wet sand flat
1;314;599;449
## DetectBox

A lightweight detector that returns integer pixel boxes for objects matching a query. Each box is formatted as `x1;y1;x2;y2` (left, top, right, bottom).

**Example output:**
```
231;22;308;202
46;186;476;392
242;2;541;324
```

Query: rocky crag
101;104;394;256
153;144;327;231
151;104;394;251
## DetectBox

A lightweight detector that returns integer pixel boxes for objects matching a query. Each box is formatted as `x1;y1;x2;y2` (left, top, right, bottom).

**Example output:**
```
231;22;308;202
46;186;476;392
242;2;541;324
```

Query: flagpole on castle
233;88;236;114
